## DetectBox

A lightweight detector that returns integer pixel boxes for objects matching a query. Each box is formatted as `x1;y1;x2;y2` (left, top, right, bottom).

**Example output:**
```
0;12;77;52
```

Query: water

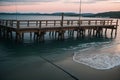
73;44;120;69
0;15;120;80
0;14;106;20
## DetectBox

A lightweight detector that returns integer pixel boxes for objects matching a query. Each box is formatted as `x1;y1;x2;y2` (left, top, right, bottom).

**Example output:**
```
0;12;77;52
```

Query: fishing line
14;0;18;20
78;0;82;27
40;56;79;80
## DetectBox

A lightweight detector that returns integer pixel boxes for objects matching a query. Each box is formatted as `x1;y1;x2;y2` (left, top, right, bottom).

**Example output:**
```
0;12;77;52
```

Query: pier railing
0;19;119;41
0;19;118;29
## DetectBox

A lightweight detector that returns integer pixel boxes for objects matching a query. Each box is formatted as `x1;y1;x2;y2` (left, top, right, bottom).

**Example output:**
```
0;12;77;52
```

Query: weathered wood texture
0;19;119;42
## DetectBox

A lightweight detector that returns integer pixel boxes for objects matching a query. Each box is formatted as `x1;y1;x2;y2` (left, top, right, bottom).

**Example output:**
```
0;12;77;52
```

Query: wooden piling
0;19;118;42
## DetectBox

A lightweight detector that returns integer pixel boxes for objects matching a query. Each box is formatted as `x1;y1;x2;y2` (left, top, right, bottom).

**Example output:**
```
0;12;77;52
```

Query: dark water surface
0;15;120;80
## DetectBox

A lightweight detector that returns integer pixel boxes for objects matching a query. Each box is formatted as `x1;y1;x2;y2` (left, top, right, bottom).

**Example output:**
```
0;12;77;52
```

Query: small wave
73;44;120;70
63;41;111;51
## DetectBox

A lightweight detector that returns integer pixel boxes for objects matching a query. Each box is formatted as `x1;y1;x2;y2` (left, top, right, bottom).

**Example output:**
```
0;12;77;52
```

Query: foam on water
63;41;111;51
73;43;120;70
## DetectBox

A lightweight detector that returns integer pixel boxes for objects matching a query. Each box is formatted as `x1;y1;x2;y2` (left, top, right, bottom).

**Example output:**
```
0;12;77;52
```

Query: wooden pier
0;18;119;42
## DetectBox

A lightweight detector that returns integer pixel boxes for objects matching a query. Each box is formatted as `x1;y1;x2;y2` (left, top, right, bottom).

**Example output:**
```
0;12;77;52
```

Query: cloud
0;0;119;6
0;0;59;6
0;2;39;6
64;0;98;4
0;0;57;2
109;0;120;3
64;0;118;4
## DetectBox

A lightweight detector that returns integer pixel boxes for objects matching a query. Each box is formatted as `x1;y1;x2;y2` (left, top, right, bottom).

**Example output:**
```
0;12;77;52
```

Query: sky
0;0;120;13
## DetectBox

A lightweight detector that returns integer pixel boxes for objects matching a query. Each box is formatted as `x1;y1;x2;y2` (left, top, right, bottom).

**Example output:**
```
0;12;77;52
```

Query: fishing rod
79;0;82;26
14;0;18;20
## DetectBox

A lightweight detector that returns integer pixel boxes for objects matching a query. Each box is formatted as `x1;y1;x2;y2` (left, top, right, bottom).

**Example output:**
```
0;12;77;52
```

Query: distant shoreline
0;11;120;18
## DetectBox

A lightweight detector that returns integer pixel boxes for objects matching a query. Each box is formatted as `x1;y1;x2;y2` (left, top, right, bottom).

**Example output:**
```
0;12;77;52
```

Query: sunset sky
0;0;120;13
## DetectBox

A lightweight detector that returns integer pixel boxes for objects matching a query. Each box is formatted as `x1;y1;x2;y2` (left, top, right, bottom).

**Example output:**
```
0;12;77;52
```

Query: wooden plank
0;19;118;39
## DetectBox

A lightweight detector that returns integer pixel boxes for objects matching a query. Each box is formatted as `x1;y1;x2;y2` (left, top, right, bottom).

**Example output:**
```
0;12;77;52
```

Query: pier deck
0;19;119;42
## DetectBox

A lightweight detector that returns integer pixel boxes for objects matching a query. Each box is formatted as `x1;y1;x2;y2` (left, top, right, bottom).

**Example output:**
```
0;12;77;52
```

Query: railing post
81;20;83;25
36;21;38;26
67;20;70;25
39;21;41;29
100;20;102;25
110;20;113;25
2;20;4;25
17;21;20;29
116;19;118;28
0;20;2;25
3;20;5;25
10;20;13;26
78;20;82;26
46;21;48;26
61;13;64;27
103;20;105;25
88;20;91;25
95;20;97;25
71;21;73;25
0;20;1;25
6;20;8;26
54;20;56;26
115;19;119;35
27;21;29;27
107;20;109;25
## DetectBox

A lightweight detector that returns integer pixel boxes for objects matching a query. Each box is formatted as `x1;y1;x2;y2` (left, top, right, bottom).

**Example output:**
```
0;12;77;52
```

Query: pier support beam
0;19;118;42
15;32;23;42
58;30;65;40
30;32;32;40
105;28;107;37
68;30;74;37
77;28;85;38
34;31;46;42
96;27;103;37
0;27;1;37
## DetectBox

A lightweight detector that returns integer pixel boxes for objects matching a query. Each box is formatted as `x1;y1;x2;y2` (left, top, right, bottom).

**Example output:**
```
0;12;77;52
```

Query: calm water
0;15;120;80
0;14;107;20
